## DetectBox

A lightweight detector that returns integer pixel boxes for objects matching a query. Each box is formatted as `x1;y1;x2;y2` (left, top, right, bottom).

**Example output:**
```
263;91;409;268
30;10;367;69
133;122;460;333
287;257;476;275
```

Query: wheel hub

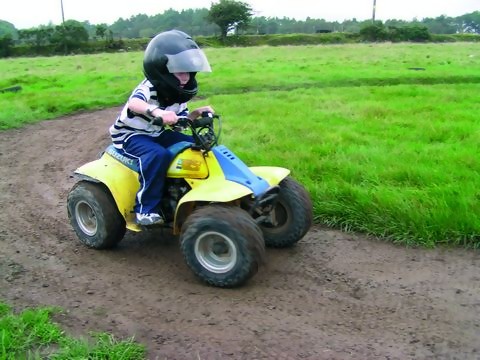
194;231;237;274
75;200;97;236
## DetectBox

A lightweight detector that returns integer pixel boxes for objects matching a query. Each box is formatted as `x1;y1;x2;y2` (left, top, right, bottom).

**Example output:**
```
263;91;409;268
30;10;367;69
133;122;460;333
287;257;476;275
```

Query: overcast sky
3;0;479;29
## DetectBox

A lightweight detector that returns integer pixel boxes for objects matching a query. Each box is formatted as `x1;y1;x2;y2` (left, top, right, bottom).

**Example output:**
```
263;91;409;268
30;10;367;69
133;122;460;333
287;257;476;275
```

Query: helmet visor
166;49;212;73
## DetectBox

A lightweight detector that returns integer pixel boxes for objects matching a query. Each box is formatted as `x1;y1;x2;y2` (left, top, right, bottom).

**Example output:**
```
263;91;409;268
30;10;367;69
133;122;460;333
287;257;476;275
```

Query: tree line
0;0;479;57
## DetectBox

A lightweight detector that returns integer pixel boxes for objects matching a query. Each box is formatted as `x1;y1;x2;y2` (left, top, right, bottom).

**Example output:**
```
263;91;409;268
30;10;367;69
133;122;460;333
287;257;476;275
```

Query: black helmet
143;30;211;105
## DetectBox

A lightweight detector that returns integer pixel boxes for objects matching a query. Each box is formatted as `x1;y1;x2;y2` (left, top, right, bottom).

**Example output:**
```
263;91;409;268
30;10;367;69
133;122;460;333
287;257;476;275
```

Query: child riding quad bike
67;113;313;287
68;30;312;287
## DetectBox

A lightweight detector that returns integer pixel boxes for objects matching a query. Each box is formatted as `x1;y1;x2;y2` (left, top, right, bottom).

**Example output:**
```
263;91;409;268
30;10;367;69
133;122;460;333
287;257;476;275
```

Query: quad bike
67;113;313;287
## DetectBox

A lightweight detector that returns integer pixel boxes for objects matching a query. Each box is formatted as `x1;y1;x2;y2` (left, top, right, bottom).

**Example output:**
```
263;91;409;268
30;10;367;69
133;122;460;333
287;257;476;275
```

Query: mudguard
172;146;290;233
249;166;290;186
176;166;289;210
74;152;141;231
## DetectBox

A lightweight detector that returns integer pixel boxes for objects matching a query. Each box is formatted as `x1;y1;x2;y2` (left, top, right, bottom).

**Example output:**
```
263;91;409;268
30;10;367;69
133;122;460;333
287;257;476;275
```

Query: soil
0;108;479;360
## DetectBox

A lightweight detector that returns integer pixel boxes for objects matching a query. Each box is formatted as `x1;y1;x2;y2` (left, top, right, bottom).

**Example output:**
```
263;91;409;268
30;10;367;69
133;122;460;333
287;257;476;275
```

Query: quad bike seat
104;141;193;172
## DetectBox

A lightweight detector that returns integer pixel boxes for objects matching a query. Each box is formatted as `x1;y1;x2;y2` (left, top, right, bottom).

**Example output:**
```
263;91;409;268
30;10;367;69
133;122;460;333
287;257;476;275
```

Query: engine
162;179;190;221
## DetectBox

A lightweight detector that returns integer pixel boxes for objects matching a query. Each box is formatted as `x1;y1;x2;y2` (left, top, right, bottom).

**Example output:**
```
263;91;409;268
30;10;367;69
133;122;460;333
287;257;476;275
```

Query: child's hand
156;110;178;125
189;106;215;120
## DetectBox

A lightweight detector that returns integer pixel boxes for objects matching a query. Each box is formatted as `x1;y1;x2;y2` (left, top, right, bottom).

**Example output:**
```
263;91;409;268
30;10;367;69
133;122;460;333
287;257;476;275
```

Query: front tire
180;205;265;288
67;181;126;249
260;177;313;248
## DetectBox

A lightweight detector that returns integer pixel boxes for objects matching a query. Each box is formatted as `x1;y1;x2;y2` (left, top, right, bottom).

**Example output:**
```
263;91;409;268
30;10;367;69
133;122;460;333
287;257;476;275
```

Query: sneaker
136;212;164;226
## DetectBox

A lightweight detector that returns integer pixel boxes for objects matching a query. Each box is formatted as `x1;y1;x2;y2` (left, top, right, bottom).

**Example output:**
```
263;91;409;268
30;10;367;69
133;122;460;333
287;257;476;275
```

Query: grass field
0;301;145;359
0;42;479;247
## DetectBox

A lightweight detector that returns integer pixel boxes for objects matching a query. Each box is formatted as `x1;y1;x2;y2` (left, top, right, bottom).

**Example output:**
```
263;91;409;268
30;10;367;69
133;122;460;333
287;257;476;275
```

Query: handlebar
150;112;218;129
148;112;221;151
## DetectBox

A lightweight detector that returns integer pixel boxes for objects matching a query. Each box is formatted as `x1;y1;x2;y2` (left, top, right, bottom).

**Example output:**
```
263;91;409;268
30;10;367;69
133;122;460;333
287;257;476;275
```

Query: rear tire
180;205;265;288
67;181;126;249
260;177;313;248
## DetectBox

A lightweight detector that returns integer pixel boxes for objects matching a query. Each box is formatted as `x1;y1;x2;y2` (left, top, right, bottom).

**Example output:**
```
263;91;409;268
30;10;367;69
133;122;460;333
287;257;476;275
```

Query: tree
460;11;480;33
18;26;55;48
207;0;252;40
422;15;457;34
0;34;14;57
95;24;108;40
0;20;17;39
51;20;89;53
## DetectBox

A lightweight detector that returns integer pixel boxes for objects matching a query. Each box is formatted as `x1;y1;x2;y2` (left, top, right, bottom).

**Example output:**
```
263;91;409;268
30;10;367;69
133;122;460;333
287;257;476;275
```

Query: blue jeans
123;130;193;214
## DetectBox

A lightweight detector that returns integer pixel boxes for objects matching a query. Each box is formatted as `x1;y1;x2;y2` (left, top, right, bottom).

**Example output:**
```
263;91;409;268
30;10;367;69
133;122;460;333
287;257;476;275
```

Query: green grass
205;43;480;94
1;42;479;247
0;301;145;359
0;52;143;128
1;43;478;128
213;82;479;247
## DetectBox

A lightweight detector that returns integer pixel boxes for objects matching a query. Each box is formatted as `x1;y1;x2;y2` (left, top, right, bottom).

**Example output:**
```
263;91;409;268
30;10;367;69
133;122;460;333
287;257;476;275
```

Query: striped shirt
109;79;188;149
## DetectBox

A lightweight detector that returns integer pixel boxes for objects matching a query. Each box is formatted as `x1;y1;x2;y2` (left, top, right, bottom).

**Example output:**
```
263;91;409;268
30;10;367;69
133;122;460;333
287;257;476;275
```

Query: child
109;30;214;225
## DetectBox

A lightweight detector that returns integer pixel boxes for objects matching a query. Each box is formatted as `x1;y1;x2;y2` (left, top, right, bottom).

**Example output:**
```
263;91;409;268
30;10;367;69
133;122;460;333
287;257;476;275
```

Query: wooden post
60;0;67;54
60;0;65;23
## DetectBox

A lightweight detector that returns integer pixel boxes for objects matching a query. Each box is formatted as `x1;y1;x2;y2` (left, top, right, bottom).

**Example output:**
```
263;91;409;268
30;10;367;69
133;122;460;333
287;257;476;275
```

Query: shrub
0;34;14;57
401;25;431;42
452;33;480;42
361;23;432;43
431;34;457;42
360;22;389;42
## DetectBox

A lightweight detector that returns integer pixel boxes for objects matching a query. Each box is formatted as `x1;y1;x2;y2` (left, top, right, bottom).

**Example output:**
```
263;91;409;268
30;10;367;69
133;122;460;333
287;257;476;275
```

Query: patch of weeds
0;301;146;359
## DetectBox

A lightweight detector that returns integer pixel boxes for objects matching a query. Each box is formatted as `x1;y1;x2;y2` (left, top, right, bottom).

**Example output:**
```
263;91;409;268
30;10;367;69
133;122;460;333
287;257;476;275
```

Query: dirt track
0;108;479;359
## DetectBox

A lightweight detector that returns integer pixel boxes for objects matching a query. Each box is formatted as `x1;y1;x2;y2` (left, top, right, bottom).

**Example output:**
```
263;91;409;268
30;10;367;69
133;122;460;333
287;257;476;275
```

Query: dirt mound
0;108;478;359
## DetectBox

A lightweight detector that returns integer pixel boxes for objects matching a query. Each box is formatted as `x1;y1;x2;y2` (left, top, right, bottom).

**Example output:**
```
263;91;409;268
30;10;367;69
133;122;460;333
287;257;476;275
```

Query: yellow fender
249;166;290;186
172;154;290;233
74;153;142;231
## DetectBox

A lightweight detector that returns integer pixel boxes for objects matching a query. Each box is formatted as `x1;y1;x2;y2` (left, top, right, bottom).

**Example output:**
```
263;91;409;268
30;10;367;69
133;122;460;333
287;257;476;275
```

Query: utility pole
372;0;377;23
60;0;65;24
60;0;67;54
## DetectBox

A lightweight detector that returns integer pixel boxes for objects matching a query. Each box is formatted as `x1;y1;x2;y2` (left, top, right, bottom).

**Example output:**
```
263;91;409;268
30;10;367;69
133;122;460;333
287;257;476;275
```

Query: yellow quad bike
67;113;313;287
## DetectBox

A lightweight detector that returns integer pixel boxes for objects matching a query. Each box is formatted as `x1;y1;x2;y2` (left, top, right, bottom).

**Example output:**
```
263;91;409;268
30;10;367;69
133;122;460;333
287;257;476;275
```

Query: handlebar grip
151;116;164;126
176;118;191;128
193;117;213;128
